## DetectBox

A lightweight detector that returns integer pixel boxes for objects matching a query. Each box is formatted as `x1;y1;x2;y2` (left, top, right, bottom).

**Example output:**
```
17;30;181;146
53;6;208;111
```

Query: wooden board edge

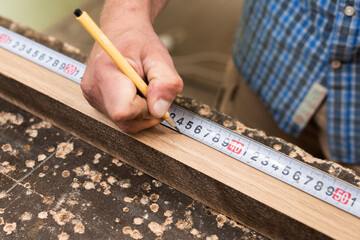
0;73;331;240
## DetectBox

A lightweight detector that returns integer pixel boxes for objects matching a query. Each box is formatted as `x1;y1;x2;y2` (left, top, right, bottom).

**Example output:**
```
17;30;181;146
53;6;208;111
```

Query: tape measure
1;26;360;218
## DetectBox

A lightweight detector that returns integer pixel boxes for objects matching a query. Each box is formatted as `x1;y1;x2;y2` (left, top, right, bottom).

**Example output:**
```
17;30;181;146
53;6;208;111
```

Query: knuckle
168;75;183;93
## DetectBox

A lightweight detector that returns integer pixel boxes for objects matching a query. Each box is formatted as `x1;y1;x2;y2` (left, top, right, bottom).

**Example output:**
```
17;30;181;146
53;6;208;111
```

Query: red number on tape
227;140;244;154
63;64;77;75
0;34;10;44
333;188;351;204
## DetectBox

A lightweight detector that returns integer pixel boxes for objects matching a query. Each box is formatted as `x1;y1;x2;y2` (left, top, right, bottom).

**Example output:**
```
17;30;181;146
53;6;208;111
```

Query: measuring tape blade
1;26;359;218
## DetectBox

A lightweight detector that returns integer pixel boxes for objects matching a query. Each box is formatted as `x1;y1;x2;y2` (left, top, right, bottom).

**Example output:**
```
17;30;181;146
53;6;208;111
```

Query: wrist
101;0;168;27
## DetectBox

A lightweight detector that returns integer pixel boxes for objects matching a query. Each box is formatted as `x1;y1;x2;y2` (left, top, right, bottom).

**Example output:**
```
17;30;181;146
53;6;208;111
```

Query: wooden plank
0;28;359;240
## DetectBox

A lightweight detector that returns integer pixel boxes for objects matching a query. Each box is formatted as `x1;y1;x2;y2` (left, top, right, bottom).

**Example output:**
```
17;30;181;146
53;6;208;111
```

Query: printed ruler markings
1;26;360;218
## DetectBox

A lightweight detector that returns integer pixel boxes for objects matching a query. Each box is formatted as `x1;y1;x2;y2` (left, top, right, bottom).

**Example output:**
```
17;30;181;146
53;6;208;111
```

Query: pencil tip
165;117;180;132
174;125;180;132
74;8;83;17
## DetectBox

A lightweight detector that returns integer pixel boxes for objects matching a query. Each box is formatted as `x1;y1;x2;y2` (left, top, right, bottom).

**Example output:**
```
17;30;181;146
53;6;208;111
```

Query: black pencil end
74;9;83;17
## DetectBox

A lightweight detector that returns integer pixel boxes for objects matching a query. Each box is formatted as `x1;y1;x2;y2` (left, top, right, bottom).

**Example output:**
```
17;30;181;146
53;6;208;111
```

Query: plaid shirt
233;0;360;163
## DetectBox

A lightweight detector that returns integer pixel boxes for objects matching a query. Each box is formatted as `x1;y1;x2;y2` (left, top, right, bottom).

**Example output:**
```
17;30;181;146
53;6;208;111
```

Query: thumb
146;60;183;118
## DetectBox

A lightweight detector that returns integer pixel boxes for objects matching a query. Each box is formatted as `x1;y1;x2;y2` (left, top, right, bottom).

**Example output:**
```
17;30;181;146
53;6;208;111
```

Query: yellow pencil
74;9;177;128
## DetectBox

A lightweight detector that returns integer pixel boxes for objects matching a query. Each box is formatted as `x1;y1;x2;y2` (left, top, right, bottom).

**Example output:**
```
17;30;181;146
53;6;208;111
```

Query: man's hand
81;0;183;134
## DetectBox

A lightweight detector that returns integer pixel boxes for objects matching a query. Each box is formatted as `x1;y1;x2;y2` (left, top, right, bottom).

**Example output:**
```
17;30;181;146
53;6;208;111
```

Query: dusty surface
0;98;265;239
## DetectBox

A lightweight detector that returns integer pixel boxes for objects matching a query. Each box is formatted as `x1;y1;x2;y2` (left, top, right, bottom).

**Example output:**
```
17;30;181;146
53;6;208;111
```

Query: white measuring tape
1;26;360;218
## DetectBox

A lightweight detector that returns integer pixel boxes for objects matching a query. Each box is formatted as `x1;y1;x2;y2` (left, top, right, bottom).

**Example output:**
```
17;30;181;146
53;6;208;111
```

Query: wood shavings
57;231;69;240
140;196;149;205
273;144;282;151
25;160;35;168
25;129;38;138
66;199;78;206
42;196;54;205
56;142;74;159
1;144;12;152
0;112;23;125
223;120;233;128
229;220;238;227
124;197;134;203
62;170;70;178
289;151;297;158
107;176;117;185
30;120;51;129
199;104;211;116
122;226;143;239
206;235;219;240
150;193;159;202
0;161;16;174
152;180;162;187
73;164;102;182
23;144;31;151
112;158;123;167
176;211;193;230
150;203;159;213
83;181;95;190
63;42;81;54
75;149;84;156
3;222;16;235
37;154;46;161
119;180;131;188
93;153;101;164
190;228;201;237
135;170;143;176
0;217;3;225
19;211;32;221
1;143;18;156
0;191;7;199
148;222;165;236
103;189;111;195
216;214;228;228
46;146;55;152
141;182;151;191
73;221;85;234
38;211;48;219
164;217;173;226
50;209;75;226
164;210;172;217
133;218;144;225
70;181;80;189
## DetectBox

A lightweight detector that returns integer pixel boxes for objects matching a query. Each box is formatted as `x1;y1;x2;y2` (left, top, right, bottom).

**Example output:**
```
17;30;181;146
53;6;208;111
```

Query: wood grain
0;41;359;239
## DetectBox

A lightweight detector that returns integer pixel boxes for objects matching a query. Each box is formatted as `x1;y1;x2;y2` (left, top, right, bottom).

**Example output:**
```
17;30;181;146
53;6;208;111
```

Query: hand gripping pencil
74;9;177;129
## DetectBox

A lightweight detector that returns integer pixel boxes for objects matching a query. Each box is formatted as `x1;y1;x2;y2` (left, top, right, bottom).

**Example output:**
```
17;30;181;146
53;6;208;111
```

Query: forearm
101;0;169;32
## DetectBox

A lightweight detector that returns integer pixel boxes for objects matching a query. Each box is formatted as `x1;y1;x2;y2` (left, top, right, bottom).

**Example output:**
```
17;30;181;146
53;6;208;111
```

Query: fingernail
153;99;170;118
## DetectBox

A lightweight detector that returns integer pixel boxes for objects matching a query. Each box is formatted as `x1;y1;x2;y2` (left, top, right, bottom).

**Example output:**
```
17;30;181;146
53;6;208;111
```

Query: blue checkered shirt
233;0;360;163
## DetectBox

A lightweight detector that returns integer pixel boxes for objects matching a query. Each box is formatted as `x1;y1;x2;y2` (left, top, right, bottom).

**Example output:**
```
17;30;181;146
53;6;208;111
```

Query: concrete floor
44;0;244;107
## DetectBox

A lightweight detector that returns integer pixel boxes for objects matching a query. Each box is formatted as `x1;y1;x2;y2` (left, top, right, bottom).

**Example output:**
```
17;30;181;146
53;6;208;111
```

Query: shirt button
331;60;341;69
344;6;356;16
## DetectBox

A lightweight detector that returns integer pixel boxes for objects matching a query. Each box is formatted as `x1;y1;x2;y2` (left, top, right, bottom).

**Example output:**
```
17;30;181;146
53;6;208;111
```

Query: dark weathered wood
1;15;359;239
0;98;265;239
